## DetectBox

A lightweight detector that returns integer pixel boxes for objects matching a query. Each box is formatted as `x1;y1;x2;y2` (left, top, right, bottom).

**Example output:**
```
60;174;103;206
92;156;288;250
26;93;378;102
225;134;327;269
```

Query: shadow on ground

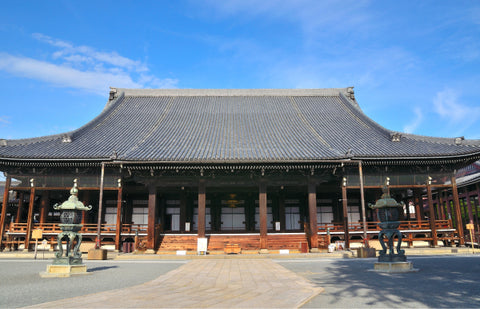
87;266;118;272
280;255;480;308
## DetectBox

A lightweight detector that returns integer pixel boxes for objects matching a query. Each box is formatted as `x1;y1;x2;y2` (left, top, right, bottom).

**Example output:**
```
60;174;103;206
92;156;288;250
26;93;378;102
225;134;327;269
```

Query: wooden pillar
427;179;438;247
414;189;423;224
279;189;286;232
0;176;11;250
115;185;123;251
451;177;465;245
341;178;350;249
180;189;187;233
308;180;319;251
475;184;480;227
15;192;24;223
96;163;105;248
466;193;474;225
39;191;49;224
438;191;446;220
197;180;206;238
81;191;90;224
259;181;268;251
146;184;157;251
24;181;36;251
358;162;368;245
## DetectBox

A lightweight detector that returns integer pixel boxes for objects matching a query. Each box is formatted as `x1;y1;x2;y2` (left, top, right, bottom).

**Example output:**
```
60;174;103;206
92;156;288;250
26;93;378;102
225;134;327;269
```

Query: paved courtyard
0;254;479;308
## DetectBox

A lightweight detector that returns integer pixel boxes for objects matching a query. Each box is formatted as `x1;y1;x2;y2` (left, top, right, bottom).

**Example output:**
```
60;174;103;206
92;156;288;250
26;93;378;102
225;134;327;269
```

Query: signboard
32;229;43;240
197;237;208;254
466;224;474;230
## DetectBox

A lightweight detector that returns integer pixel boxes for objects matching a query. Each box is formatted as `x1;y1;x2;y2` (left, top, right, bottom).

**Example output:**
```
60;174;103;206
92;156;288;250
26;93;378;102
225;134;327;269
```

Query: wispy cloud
0;116;10;126
403;107;423;134
0;34;178;96
202;0;371;37
433;88;480;136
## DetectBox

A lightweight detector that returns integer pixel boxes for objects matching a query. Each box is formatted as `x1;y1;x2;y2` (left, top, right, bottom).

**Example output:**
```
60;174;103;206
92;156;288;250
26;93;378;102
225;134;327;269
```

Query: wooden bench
224;243;241;254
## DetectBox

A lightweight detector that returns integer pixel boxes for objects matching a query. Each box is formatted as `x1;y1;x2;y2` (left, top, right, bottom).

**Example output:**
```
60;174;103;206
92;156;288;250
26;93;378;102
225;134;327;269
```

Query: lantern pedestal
373;261;418;273
40;264;89;278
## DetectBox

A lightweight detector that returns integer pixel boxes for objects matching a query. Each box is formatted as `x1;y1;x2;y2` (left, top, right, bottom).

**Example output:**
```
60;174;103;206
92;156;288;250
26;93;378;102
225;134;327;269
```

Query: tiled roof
1;87;480;163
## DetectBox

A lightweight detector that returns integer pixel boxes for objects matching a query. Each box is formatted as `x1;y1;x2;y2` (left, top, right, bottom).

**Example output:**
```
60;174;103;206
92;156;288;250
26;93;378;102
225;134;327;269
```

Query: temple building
1;87;480;253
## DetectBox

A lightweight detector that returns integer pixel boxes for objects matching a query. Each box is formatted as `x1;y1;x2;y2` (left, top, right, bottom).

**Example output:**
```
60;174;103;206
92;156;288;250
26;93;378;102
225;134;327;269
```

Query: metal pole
96;162;105;249
358;161;368;246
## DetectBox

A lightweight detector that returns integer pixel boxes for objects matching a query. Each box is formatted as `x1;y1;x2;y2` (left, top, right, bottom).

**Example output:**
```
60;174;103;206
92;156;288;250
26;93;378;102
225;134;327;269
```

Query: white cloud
202;0;371;36
0;116;10;126
33;33;148;72
433;88;480;135
403;107;423;134
0;53;142;95
0;34;178;96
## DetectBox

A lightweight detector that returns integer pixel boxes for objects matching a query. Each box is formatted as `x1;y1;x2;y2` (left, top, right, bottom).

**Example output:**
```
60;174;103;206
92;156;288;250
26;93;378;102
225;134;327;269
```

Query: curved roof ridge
115;87;353;97
0;92;125;147
400;132;480;146
337;93;480;146
337;93;393;139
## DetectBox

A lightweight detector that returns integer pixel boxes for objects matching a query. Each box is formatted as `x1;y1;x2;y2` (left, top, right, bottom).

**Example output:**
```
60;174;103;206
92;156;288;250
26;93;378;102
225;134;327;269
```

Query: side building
1;87;479;253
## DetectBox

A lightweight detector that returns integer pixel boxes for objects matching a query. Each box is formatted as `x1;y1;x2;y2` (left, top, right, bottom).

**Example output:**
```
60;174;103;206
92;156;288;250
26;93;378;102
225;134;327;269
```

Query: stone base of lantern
372;261;419;273
40;264;89;278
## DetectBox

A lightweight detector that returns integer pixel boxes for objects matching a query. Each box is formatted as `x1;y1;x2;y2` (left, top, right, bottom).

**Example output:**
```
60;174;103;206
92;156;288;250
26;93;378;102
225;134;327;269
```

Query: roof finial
347;87;355;100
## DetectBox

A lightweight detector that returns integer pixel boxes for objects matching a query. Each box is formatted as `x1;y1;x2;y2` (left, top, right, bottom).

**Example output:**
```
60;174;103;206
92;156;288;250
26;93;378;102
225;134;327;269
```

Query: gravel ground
277;255;480;308
0;259;186;308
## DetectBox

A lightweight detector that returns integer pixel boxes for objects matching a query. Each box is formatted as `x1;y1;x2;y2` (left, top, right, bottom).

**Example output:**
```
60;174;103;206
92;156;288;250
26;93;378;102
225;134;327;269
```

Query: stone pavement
26;259;323;308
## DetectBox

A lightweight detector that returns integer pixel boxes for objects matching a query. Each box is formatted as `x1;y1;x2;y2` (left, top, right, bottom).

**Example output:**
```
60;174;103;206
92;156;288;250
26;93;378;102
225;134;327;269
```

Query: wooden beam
427;180;438;247
451;176;465;246
24;184;36;251
259;181;268;250
11;187;119;191
147;184;157;250
346;184;452;189
197;180;206;238
0;176;11;250
308;180;318;251
115;186;123;251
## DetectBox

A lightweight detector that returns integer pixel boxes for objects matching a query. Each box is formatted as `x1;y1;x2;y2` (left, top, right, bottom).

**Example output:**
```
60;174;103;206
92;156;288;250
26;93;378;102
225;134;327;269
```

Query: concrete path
27;259;323;308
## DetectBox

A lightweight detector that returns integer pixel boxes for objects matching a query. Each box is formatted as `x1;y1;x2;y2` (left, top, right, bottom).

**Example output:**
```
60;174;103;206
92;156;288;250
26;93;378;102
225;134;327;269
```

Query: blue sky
1;1;480;142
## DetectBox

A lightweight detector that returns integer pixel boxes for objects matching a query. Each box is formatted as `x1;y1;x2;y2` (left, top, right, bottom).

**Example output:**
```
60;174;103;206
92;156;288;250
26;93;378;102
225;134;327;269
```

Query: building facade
1;88;480;253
